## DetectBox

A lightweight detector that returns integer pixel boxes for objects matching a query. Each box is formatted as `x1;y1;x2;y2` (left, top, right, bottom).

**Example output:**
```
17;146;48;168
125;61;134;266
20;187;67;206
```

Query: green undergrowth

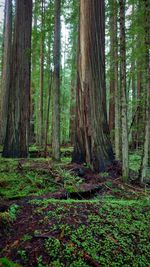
29;198;150;266
0;258;22;267
0;158;72;200
1;198;150;266
0;204;20;226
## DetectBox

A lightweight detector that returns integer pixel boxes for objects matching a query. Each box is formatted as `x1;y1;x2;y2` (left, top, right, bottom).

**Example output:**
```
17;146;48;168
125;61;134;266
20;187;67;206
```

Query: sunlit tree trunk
72;0;114;172
0;0;12;144
3;0;32;158
52;0;61;160
119;0;129;181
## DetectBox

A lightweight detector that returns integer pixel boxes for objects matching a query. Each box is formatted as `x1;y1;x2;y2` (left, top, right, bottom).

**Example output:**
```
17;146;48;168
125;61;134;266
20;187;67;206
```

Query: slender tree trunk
69;74;76;145
39;0;45;146
30;1;38;144
109;0;115;142
45;70;53;157
72;0;114;172
109;0;120;160
3;0;32;158
52;0;61;160
0;0;12;144
119;0;129;181
69;25;77;145
141;0;150;183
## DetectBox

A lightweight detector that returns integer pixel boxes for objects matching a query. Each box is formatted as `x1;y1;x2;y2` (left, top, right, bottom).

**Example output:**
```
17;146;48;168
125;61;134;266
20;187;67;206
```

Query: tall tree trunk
2;0;32;158
109;0;115;142
109;0;120;160
0;0;12;144
30;1;38;144
72;0;114;172
141;0;150;183
119;0;129;181
52;0;61;160
69;25;77;145
45;70;53;157
39;0;45;146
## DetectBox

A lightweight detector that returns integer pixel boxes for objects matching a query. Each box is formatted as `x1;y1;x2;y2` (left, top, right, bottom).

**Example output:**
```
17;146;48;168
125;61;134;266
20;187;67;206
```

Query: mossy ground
0;154;150;267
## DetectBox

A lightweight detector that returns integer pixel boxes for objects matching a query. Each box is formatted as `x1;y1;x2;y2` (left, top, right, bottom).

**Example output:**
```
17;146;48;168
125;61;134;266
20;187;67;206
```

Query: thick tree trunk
2;0;32;158
72;0;114;172
0;0;12;144
52;0;61;160
119;0;129;182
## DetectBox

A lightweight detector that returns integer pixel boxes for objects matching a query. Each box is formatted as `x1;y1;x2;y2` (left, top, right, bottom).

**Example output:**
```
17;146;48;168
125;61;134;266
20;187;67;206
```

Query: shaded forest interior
0;0;150;266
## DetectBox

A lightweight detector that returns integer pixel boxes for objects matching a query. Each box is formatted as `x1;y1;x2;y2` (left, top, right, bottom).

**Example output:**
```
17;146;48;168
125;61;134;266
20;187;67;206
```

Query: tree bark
119;0;129;182
52;0;61;160
72;0;114;172
69;24;77;145
109;0;115;142
2;0;32;158
141;0;150;183
108;0;120;160
0;0;12;144
39;0;45;146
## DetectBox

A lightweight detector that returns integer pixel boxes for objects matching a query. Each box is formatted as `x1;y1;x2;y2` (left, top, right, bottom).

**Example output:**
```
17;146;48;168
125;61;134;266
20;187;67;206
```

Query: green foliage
8;204;20;222
1;197;150;266
21;234;32;242
17;250;28;263
0;258;22;267
100;172;109;178
129;152;141;172
0;159;60;200
0;204;20;225
56;167;83;193
29;198;150;266
45;238;61;260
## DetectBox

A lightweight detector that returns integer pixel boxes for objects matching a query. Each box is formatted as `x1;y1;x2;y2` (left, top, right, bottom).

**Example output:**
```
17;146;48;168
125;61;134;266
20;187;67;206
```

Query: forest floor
0;149;150;267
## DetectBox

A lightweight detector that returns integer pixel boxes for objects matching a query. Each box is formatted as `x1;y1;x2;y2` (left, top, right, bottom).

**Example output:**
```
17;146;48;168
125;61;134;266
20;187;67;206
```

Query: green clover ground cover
1;198;149;267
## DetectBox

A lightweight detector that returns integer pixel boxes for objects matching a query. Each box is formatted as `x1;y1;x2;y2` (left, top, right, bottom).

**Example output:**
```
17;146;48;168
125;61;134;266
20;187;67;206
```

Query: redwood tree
0;0;12;144
72;0;114;172
2;0;32;158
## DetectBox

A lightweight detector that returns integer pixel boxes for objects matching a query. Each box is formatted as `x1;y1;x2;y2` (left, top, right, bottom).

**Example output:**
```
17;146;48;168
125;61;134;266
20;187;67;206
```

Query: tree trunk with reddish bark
2;0;32;158
0;0;12;144
72;0;114;172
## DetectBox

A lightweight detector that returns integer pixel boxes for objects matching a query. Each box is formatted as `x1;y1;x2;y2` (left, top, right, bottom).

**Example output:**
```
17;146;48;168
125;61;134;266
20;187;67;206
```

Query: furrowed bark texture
52;0;61;160
0;0;12;144
72;0;114;172
3;0;32;158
